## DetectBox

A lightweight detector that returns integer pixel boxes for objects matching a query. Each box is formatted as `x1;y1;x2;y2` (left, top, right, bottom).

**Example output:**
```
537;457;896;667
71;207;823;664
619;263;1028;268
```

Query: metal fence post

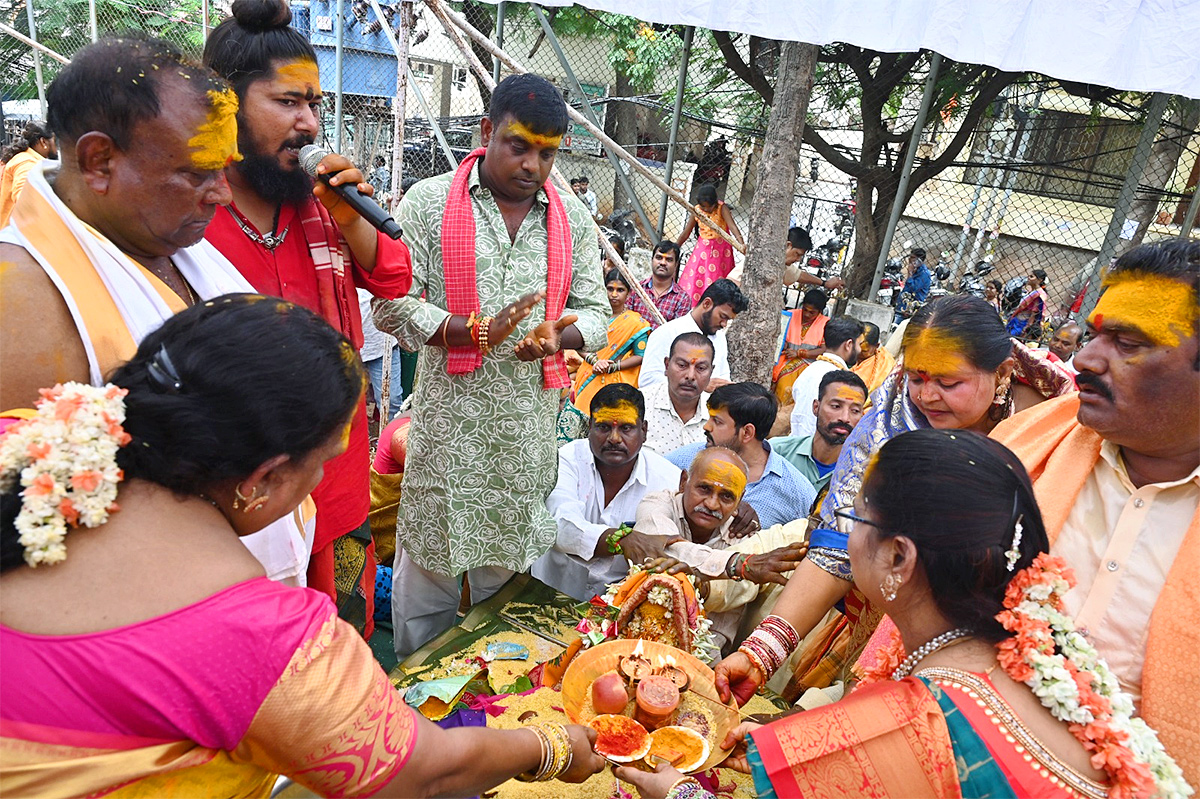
869;52;942;300
88;0;98;42
368;0;459;171
492;2;505;85
25;0;47;118
1075;91;1171;321
1181;182;1200;240
334;0;345;152
531;4;658;239
658;25;694;240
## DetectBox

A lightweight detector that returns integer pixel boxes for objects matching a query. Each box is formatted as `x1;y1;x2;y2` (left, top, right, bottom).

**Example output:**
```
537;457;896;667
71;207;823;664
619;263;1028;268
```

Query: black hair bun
231;0;292;31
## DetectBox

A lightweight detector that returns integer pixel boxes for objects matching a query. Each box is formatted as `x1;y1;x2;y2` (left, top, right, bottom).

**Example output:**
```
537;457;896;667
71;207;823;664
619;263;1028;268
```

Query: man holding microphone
203;0;413;637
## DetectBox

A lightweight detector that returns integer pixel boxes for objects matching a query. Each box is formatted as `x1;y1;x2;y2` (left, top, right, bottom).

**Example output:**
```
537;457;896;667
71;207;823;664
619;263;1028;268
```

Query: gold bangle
514;726;549;782
438;318;450;349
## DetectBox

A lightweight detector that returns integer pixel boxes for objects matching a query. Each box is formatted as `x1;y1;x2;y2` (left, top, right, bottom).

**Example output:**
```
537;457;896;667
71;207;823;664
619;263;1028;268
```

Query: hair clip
1005;514;1024;571
147;344;183;393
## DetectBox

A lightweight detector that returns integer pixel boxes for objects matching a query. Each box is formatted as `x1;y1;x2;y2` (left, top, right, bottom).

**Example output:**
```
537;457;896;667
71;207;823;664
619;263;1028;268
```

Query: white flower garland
1000;556;1192;799
0;383;130;567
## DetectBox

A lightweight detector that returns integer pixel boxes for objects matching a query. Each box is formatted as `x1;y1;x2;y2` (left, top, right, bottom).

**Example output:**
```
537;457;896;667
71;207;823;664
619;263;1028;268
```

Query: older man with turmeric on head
635;446;809;653
991;238;1200;784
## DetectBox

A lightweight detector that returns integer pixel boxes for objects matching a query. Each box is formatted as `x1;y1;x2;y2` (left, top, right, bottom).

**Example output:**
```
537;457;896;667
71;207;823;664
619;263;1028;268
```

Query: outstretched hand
490;291;545;346
515;314;579;361
714;651;764;707
742;542;809;586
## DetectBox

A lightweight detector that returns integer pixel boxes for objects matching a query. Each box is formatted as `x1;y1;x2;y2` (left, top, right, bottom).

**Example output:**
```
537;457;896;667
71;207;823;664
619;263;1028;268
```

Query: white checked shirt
643;381;710;455
532;440;682;601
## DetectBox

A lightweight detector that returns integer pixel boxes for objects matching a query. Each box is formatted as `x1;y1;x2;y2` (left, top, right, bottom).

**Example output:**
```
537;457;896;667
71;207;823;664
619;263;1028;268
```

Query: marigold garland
852;554;1191;798
0;383;130;567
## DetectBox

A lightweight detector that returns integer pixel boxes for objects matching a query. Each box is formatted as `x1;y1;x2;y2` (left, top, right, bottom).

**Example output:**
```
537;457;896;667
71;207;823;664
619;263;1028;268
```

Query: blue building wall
292;1;398;99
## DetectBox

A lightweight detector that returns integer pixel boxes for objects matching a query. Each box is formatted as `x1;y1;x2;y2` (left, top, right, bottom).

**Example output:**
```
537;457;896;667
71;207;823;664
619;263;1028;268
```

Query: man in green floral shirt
373;74;608;658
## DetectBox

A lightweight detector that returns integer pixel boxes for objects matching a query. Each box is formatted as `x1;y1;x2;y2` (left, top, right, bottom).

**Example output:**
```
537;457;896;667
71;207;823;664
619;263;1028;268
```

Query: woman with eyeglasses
715;294;1076;706
613;430;1185;799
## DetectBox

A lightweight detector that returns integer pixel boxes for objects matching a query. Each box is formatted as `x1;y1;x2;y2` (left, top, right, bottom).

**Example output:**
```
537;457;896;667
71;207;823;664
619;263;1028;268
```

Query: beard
817;423;852;446
233;124;315;205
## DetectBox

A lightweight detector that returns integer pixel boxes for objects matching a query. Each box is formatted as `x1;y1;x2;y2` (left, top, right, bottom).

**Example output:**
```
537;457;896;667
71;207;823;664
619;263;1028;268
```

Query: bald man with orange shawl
991;239;1200;785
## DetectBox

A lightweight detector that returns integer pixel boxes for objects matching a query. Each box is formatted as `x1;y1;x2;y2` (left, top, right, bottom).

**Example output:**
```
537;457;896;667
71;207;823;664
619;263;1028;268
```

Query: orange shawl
991;394;1200;784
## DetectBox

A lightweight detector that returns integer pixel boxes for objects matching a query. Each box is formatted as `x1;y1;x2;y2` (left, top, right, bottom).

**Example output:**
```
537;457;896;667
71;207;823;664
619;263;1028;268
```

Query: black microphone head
298;144;330;178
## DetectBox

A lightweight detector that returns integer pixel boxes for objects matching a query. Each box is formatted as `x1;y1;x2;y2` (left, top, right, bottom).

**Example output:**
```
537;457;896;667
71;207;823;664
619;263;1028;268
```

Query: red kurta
206;201;412;635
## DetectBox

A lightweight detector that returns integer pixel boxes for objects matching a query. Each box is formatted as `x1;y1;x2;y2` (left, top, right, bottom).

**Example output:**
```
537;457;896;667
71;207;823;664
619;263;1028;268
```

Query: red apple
591;670;631;715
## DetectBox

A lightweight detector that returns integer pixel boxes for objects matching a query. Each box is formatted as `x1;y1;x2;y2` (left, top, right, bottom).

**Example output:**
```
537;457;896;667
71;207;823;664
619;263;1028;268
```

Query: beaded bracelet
477;316;494;356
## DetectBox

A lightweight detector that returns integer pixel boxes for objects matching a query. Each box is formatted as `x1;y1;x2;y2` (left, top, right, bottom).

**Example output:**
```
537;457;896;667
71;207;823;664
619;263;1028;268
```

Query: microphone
298;144;403;240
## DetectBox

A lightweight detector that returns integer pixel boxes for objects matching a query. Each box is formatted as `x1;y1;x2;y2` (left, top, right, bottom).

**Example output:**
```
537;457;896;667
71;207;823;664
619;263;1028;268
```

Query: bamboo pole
427;0;746;257
426;0;665;326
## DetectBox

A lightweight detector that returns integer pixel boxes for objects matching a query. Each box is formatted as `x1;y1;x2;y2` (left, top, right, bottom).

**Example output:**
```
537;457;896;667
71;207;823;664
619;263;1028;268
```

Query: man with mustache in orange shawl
991;238;1200;786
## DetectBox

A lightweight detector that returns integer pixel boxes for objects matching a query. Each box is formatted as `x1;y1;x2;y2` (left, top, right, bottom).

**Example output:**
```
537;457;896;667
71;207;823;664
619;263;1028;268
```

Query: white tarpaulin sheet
515;0;1200;98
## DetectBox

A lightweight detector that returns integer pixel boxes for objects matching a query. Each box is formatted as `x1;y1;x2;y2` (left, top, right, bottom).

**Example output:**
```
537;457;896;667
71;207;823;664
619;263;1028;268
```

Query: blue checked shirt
663;441;817;528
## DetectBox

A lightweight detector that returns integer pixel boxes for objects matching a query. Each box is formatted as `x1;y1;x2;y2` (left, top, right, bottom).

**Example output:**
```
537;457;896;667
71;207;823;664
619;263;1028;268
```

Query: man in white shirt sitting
644;332;714;455
638;278;748;391
789;316;863;437
635;446;809;652
533;384;682;600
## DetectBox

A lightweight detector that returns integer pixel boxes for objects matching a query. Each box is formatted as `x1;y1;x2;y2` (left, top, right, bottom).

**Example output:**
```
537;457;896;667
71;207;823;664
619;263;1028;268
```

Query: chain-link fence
4;0;1199;336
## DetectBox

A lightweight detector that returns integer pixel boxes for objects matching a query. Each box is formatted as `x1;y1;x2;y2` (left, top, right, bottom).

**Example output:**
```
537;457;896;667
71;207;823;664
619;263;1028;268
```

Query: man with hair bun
0;35;311;586
203;0;414;637
373;72;608;658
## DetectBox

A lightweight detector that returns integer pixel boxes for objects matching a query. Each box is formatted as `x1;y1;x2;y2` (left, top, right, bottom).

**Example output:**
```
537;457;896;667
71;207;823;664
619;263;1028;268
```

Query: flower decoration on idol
575;566;717;663
0;383;131;567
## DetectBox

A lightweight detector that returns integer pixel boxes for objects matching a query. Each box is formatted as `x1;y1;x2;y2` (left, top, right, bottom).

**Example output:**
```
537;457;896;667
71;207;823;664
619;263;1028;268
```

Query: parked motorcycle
958;261;995;298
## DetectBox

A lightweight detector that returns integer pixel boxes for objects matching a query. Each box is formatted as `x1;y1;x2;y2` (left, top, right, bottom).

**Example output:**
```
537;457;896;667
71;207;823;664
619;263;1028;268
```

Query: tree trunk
609;69;638;213
1127;101;1200;248
841;173;899;300
728;41;820;386
462;0;494;109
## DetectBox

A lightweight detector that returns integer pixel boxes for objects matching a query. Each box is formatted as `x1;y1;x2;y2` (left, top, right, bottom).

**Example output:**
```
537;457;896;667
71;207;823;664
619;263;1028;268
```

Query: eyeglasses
833;507;887;536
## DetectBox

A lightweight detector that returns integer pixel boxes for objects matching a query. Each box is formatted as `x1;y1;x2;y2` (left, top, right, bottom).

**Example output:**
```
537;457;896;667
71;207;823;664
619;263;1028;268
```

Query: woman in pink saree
0;296;604;798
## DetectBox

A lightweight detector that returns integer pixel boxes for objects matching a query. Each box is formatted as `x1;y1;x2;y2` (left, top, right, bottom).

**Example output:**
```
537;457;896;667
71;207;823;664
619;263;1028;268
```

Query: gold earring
233;483;257;511
244;494;269;513
880;573;902;602
992;376;1011;406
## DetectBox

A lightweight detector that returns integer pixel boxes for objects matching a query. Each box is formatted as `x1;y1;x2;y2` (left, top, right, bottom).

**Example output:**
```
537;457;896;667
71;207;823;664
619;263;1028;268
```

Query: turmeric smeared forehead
693;450;747;498
274;59;320;91
503;120;562;150
187;87;242;170
1090;271;1199;347
903;327;971;378
592;400;640;426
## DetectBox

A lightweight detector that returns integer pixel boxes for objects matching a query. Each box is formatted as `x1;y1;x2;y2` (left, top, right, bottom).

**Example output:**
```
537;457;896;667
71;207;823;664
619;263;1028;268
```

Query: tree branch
909;69;1020;190
713;30;774;103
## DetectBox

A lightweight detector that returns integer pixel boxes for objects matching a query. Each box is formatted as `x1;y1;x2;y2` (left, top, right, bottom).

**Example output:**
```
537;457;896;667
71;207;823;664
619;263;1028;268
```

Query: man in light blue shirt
664;382;815;528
